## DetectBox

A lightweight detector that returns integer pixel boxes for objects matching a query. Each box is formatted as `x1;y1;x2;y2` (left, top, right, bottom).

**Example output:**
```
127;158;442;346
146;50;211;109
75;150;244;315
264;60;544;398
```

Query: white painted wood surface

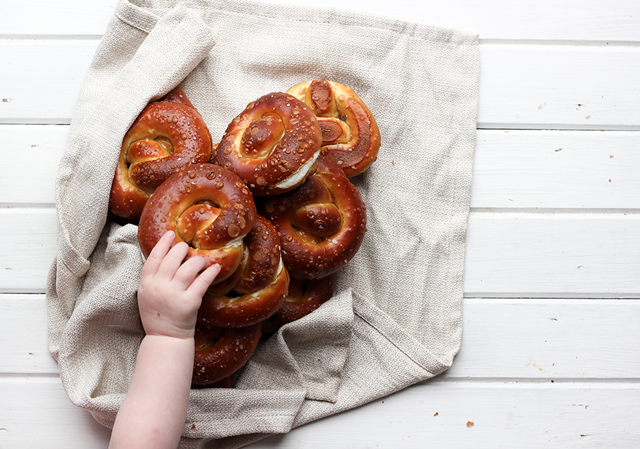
1;0;639;448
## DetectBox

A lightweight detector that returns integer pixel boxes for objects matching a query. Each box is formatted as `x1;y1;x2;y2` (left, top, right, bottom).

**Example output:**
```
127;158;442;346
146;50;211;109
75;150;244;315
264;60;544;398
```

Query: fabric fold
241;289;354;403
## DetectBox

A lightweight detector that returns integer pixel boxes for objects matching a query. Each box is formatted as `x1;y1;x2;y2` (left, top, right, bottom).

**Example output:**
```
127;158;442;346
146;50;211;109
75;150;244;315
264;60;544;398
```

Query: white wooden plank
3;294;639;379
472;130;640;210
0;377;112;448
0;125;66;207
2;0;640;41
0;209;57;293
1;377;638;448
450;299;640;380
464;212;640;298
3;126;640;209
1;210;638;297
1;41;639;129
479;44;640;130
0;295;59;374
0;40;96;123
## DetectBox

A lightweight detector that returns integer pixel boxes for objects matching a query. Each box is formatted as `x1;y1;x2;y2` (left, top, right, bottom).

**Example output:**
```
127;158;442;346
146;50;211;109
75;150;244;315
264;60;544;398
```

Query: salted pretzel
109;88;212;219
137;163;257;283
197;216;289;328
268;273;337;328
212;92;323;196
261;155;367;279
287;79;380;177
192;322;262;386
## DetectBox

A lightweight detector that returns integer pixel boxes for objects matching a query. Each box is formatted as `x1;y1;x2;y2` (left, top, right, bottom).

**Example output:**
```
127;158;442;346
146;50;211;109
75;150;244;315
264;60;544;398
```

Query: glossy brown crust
287;79;380;177
159;86;194;107
110;99;213;219
137;163;257;283
191;375;233;389
198;216;289;328
269;273;337;327
213;92;323;196
192;323;261;386
261;156;367;279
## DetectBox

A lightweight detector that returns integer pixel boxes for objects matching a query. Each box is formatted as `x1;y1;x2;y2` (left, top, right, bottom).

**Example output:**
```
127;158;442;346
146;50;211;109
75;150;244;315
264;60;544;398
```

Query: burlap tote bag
47;0;480;447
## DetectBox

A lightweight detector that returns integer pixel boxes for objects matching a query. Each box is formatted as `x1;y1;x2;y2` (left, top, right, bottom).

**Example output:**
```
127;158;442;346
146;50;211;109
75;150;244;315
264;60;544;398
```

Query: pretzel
287;79;380;177
138;163;257;283
212;92;323;196
268;273;337;328
261;155;366;279
197;216;289;328
109;91;212;219
192;323;261;386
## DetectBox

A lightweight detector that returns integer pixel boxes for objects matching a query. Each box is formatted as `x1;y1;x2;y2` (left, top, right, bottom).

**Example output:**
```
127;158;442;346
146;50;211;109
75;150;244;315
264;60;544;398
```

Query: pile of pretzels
109;79;380;387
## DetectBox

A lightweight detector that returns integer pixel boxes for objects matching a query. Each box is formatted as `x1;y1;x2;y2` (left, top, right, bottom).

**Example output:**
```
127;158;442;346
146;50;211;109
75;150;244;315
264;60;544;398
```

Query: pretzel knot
261;156;367;279
137;163;257;283
213;92;323;196
287;79;380;177
197;216;290;328
110;88;213;219
268;273;337;328
192;323;262;386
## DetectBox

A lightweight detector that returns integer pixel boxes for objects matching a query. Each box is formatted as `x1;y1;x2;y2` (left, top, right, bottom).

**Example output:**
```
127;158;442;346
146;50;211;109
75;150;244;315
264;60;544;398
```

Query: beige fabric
47;0;479;447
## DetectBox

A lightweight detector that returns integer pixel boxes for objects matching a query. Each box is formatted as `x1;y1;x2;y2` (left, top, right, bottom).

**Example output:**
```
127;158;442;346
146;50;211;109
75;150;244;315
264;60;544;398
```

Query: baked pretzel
213;92;323;196
287;79;380;177
109;91;212;219
261;155;366;279
268;273;337;328
138;163;257;283
197;216;289;328
192;323;261;386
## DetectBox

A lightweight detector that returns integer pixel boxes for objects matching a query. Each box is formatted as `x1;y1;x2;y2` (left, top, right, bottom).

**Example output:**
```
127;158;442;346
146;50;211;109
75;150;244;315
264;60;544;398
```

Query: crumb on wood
467;421;474;428
434;412;439;417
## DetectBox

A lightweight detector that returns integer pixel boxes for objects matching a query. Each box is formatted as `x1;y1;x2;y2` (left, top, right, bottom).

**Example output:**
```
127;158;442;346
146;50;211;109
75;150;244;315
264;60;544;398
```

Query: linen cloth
47;0;480;447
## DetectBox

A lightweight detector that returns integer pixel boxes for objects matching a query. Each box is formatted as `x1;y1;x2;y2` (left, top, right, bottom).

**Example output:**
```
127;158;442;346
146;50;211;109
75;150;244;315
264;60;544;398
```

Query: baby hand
137;231;221;339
